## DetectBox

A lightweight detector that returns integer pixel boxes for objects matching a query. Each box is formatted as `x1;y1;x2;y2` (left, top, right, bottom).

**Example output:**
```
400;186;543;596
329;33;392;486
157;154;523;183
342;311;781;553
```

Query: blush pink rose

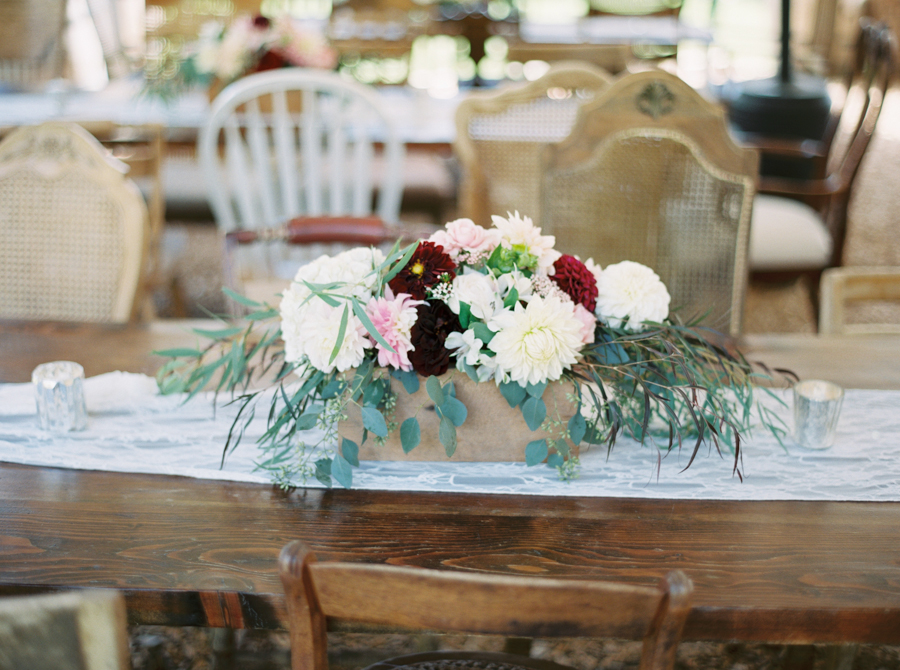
429;218;500;261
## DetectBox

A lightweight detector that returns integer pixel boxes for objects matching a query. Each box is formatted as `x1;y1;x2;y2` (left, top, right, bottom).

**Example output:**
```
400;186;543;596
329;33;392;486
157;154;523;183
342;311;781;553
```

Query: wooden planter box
339;371;579;462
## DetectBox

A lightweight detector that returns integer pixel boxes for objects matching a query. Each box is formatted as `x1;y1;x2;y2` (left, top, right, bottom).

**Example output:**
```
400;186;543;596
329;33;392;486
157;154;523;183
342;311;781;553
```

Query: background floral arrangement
144;13;337;102
158;213;786;489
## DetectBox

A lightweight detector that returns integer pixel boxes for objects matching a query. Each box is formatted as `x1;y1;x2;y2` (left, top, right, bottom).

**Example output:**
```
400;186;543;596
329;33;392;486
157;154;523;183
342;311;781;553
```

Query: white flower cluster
280;247;385;372
278;212;671;389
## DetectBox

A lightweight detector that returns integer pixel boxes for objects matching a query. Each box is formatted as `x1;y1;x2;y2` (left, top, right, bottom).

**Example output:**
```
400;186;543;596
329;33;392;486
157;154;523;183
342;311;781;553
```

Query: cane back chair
199;68;406;290
541;69;758;336
279;540;693;670
0;122;148;323
454;62;613;226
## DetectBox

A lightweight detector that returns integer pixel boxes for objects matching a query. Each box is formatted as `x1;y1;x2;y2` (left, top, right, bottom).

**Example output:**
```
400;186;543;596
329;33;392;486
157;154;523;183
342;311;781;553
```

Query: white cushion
750;194;832;271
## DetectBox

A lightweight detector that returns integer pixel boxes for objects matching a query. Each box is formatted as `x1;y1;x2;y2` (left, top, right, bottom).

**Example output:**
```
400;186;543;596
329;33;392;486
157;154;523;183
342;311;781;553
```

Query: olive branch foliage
156;239;790;489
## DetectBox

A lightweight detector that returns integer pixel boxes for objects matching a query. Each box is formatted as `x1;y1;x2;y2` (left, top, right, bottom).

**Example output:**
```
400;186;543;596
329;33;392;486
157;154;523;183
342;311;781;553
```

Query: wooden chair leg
210;628;236;670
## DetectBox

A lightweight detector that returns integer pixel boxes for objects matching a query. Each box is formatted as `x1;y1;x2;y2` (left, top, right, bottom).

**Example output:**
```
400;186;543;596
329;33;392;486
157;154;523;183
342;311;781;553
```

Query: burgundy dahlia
388;241;456;300
551;254;599;312
408;301;462;377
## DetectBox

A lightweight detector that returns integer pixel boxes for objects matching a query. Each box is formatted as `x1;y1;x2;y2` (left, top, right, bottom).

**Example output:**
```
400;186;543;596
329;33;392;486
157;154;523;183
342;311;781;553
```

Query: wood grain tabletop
2;321;899;645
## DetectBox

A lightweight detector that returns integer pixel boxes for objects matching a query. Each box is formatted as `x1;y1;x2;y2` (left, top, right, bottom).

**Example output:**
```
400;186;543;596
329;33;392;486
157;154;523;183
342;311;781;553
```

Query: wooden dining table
1;320;899;646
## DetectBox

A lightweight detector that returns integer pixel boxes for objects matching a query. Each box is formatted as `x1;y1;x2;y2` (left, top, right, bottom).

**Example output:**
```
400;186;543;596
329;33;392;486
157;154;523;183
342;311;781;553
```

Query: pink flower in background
365;290;423;371
430;218;500;262
573;304;597;345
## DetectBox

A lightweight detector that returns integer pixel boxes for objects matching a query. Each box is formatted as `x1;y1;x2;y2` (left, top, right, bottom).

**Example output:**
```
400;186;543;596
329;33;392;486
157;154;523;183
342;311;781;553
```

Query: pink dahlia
365;290;423;371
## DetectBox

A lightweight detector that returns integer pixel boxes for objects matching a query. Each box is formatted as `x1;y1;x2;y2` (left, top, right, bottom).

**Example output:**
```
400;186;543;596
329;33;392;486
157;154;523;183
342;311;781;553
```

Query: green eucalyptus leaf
503;286;519;308
222;286;263;307
153;348;203;359
439;414;457;457
192;326;245;340
295;408;321;431
547;453;564;468
400;417;421;453
425;376;444;406
522;396;547;431
383;242;418;284
392;369;420;394
246;308;280;321
471;322;494;345
440;396;467;427
320;379;345;399
568;412;587;444
525;439;548;466
462;361;479;382
314;458;333;487
499;381;527;408
331;454;353;489
526;381;547;398
458;302;472;329
361;406;388;437
341;438;359;466
362;379;386;406
328;305;349;366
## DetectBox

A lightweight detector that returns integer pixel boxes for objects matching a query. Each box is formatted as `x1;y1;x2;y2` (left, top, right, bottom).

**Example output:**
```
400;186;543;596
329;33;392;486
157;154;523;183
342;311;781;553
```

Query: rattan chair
454;61;613;226
0;123;148;323
199;68;406;292
541;69;758;336
747;20;895;318
279;540;693;670
0;590;130;670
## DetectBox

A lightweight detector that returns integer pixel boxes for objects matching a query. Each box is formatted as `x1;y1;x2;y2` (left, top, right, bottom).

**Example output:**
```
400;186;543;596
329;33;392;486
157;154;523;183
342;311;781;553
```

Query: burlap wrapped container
338;371;580;462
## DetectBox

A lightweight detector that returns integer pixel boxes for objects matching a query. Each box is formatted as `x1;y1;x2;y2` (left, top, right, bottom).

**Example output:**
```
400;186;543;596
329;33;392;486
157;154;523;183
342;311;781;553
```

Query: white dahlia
282;300;371;372
488;295;584;386
287;246;385;303
595;261;670;330
491;212;561;273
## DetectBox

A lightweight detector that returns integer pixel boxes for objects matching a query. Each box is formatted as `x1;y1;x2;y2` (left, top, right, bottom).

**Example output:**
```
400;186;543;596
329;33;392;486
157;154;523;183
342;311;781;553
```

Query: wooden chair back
0;122;149;323
541;69;758;336
757;19;895;269
0;590;130;670
279;540;693;670
223;216;432;307
199;68;406;293
199;68;405;232
454;62;613;226
819;266;900;334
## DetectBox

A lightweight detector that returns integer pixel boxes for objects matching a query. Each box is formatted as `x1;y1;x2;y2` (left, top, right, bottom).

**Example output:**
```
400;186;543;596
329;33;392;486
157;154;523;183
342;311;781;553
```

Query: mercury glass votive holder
793;379;844;450
32;361;88;432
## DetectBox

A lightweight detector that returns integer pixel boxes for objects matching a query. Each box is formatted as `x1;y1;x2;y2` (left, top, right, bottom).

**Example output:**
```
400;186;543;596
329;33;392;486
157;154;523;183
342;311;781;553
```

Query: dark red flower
252;15;271;28
408;302;462;377
388;241;456;300
253;49;290;73
551;254;599;312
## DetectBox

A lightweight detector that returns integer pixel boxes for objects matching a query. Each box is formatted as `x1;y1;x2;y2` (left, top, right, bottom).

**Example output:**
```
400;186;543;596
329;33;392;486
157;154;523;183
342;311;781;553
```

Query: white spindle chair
198;68;406;291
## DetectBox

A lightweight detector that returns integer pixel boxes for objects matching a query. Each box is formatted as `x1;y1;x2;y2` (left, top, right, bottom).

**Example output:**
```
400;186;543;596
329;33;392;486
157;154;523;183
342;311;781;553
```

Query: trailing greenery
155;287;790;490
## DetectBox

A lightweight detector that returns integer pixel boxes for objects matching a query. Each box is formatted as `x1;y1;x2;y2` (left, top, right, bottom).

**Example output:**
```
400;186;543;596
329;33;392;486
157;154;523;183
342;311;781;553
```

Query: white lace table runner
1;372;898;501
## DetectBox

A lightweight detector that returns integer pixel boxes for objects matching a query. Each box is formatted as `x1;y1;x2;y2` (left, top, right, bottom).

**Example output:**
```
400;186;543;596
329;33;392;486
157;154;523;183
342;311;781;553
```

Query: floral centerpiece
144;13;337;102
157;213;786;489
